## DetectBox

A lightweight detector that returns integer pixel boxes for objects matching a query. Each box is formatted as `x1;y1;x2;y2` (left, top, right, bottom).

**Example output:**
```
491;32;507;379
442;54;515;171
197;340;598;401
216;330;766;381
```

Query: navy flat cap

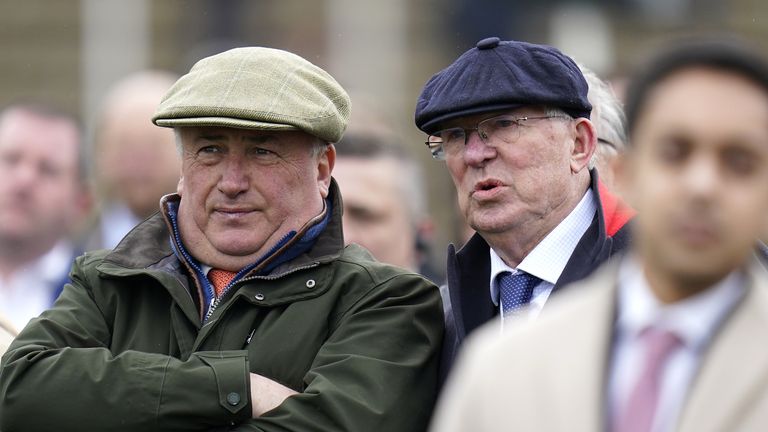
415;37;592;134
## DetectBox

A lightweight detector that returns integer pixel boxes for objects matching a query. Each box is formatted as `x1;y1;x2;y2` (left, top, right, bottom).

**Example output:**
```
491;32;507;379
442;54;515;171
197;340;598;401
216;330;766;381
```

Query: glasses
424;114;569;160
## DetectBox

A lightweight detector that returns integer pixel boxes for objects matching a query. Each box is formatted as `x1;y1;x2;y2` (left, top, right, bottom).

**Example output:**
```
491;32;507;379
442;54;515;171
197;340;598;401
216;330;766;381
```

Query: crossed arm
0;262;442;431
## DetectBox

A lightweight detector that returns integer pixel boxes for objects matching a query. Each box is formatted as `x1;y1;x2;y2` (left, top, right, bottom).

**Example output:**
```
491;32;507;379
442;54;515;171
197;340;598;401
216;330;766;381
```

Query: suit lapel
677;258;768;432
451;234;494;340
546;261;621;430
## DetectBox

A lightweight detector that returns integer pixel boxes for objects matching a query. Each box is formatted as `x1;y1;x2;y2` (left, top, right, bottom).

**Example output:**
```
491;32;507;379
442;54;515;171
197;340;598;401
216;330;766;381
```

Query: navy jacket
439;171;632;384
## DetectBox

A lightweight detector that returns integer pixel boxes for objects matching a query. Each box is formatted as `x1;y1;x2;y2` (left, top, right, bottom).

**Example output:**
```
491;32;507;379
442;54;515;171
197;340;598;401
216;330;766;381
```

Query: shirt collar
31;240;75;284
489;188;596;305
100;202;143;250
616;254;746;352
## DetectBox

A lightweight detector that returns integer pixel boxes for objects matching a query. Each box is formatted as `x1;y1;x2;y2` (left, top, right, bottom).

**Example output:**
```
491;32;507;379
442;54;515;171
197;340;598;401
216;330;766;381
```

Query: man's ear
317;144;335;198
176;176;184;197
570;118;597;173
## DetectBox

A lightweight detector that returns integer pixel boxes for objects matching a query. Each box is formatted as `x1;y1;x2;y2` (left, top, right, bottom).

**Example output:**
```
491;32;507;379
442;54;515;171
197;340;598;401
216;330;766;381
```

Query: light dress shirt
99;202;143;250
610;255;746;432
489;188;596;327
0;240;76;331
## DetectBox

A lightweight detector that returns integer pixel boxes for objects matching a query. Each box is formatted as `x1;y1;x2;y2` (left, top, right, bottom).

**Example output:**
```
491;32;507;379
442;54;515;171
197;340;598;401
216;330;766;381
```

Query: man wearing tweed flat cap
1;47;443;432
415;37;633;383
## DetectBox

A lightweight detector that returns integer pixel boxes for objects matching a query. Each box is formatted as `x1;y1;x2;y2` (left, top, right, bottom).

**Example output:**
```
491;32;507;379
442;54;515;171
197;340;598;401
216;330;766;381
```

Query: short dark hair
334;132;427;225
0;101;86;184
335;132;409;159
625;36;768;140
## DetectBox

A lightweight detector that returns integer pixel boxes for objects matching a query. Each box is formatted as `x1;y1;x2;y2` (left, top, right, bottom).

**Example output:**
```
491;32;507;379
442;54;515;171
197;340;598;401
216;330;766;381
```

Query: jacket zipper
203;261;321;321
168;214;215;321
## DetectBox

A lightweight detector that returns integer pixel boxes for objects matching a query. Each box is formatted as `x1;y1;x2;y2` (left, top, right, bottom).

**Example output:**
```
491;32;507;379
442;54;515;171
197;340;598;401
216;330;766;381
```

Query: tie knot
208;269;238;298
498;271;541;316
640;326;683;366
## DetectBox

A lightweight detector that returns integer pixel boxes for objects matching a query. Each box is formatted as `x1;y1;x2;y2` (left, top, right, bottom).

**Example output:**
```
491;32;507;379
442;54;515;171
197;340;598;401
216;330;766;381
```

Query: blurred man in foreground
430;38;768;432
0;103;90;331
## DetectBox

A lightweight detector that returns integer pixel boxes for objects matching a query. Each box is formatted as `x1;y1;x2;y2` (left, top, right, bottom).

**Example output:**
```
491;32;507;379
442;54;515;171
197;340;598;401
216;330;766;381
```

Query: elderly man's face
624;67;768;291
333;156;418;271
176;127;333;270
0;109;87;251
443;106;590;250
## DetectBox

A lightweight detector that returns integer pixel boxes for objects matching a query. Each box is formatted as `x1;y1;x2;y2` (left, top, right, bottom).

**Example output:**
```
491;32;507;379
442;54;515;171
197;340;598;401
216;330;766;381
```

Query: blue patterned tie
498;271;541;316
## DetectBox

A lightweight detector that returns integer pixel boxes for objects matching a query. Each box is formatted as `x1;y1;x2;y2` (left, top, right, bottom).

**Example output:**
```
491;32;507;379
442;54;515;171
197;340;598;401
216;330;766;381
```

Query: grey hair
310;138;331;158
579;66;627;167
542;106;602;169
174;128;183;155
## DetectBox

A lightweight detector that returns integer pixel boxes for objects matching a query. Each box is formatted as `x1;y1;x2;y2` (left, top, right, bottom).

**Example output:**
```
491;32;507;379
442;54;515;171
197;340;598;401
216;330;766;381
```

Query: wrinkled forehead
633;67;768;145
178;126;316;143
0;110;80;161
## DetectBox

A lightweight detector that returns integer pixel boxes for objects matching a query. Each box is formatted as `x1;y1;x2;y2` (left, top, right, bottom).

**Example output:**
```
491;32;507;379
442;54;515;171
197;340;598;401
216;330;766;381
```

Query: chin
212;239;264;258
662;250;734;286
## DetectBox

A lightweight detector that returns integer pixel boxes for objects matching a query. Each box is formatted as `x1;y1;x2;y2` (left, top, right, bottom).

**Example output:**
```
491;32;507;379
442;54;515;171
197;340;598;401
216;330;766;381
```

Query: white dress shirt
99;202;143;250
489;188;596;325
0;240;76;331
610;255;746;432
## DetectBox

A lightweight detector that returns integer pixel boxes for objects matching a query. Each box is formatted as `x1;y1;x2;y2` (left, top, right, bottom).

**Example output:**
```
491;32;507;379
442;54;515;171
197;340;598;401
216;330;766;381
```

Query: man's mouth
474;179;503;192
471;179;504;199
213;207;254;219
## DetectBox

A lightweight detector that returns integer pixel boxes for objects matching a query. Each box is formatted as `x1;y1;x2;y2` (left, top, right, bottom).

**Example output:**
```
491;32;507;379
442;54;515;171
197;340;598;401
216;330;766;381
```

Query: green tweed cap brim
152;47;350;143
153;116;299;132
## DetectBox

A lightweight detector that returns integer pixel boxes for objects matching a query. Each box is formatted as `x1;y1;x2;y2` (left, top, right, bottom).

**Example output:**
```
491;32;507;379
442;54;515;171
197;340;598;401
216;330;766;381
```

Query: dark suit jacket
439;171;633;384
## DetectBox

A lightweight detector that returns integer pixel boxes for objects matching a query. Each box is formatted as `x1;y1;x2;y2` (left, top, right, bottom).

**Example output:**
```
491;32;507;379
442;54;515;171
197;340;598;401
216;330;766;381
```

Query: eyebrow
243;134;278;143
196;134;228;142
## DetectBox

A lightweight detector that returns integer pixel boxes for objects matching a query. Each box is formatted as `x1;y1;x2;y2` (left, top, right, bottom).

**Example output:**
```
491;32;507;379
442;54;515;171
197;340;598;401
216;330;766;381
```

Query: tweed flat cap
415;37;591;134
153;47;350;143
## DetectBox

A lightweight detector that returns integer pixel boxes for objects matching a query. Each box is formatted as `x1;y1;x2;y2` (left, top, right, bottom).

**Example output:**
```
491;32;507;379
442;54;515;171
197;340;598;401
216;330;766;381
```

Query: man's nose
218;157;249;197
462;130;495;166
682;155;720;201
7;160;38;189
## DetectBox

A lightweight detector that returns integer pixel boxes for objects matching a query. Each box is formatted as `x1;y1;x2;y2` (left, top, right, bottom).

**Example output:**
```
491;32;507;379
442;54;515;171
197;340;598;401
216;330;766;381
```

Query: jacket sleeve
232;272;444;432
0;255;252;432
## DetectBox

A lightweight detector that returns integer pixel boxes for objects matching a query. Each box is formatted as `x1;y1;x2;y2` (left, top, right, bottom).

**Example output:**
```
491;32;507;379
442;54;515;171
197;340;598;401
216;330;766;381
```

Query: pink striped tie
614;327;682;432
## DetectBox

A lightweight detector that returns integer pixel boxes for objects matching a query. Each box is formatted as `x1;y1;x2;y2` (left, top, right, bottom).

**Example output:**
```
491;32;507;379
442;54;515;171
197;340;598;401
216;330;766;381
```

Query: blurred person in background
0;103;91;332
0;314;15;355
415;37;633;384
0;46;442;431
334;125;441;282
84;70;180;250
430;38;768;432
581;65;629;193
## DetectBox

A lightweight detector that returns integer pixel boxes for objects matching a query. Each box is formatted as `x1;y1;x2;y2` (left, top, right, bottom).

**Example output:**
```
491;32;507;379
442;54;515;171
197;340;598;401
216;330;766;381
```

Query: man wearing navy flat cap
415;37;632;382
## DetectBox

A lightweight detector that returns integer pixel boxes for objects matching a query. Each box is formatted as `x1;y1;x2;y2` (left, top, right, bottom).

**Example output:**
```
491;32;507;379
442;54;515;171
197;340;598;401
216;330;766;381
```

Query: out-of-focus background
3;0;766;276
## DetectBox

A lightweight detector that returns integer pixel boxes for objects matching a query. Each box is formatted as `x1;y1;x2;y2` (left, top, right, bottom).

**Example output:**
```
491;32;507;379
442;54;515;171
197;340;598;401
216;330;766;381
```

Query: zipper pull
243;329;256;347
